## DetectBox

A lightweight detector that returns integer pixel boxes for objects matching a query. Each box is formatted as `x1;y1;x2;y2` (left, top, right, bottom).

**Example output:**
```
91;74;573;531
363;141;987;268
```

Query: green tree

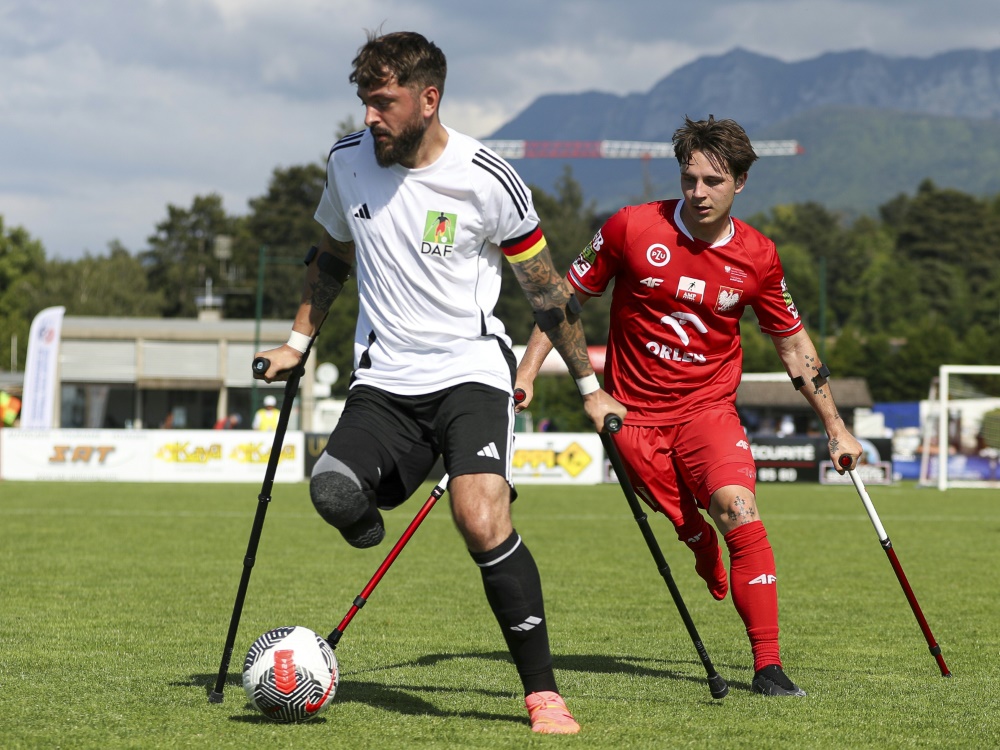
838;216;925;334
141;194;239;318
42;243;165;317
745;202;845;328
893;180;982;331
886;315;957;401
740;318;784;372
0;217;47;371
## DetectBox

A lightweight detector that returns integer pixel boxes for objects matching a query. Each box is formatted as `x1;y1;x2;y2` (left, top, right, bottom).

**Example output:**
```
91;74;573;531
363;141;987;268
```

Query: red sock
679;521;728;601
724;521;781;671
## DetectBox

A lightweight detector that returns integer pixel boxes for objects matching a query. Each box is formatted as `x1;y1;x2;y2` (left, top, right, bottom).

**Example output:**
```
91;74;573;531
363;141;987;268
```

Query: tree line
2;157;998;431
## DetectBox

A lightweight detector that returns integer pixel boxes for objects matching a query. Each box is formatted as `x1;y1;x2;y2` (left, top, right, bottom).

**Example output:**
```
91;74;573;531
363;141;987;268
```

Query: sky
1;0;997;261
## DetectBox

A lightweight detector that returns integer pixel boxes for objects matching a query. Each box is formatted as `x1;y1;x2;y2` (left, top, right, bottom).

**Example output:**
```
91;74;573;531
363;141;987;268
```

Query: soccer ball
242;626;339;723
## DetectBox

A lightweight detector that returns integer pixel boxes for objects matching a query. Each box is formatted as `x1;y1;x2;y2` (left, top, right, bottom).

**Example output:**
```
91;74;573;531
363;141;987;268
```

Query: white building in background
55;315;319;431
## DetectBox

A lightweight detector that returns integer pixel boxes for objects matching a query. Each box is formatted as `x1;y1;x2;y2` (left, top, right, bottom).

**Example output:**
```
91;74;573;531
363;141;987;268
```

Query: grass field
2;478;998;749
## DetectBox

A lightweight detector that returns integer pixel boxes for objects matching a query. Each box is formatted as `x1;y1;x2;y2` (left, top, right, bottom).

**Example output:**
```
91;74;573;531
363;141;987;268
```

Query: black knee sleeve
310;455;385;548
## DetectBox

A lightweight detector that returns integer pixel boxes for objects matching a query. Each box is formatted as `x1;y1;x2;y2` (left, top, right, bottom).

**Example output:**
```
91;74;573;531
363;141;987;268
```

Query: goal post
919;365;1000;490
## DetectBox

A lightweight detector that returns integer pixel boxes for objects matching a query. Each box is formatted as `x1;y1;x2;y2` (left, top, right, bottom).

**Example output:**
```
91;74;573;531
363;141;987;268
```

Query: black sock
471;530;558;696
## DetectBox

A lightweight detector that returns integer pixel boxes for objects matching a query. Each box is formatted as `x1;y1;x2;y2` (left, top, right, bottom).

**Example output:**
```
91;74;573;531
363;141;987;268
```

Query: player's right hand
512;381;533;412
252;345;303;383
583;389;627;434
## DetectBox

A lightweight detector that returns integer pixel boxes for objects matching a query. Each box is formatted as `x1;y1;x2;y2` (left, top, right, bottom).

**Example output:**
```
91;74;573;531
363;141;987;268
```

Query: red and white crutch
838;455;951;677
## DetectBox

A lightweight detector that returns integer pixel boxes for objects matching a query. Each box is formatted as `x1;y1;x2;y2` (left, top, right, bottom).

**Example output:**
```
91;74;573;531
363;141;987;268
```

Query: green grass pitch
1;479;998;749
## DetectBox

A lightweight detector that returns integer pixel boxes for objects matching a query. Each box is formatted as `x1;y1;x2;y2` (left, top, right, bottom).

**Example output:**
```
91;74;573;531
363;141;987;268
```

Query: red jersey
569;199;802;425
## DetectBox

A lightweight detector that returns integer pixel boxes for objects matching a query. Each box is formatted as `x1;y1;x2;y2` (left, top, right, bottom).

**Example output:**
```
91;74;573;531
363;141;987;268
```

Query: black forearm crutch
601;415;729;700
326;474;449;649
838;455;951;677
208;343;316;703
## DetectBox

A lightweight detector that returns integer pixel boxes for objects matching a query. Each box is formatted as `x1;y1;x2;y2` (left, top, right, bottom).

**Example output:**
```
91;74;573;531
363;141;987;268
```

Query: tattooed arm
771;329;863;471
510;246;626;431
254;231;355;382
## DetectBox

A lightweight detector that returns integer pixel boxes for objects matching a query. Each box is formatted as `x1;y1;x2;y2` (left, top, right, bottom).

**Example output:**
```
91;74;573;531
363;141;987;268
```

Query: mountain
487;48;1000;218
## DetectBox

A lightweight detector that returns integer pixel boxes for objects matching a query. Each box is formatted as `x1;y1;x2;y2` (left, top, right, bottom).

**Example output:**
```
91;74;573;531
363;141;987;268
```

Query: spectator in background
214;413;243;430
252;395;280;431
0;390;21;428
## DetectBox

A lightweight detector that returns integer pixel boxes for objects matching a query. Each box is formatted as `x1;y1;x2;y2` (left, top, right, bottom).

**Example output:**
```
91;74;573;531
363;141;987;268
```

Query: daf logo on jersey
676;276;705;304
646;243;671;267
715;286;742;312
420;210;457;257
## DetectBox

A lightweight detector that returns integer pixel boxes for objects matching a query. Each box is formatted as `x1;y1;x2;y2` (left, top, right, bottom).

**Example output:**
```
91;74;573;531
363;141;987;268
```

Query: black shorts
321;383;516;509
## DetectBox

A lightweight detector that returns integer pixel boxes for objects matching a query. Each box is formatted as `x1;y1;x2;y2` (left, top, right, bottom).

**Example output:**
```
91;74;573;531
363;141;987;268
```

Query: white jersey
315;126;546;396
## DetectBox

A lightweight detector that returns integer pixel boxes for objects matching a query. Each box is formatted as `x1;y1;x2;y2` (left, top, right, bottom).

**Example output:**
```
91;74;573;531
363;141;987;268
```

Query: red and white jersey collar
674;200;734;248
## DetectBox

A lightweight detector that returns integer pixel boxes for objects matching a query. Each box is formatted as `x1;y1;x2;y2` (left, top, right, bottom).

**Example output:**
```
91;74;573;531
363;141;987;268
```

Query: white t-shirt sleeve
472;148;540;245
314;158;352;242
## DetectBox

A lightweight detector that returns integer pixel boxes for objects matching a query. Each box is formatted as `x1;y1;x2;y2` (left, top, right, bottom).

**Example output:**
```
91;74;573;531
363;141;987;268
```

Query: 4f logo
640;277;663;288
421;210;457;257
748;574;776;585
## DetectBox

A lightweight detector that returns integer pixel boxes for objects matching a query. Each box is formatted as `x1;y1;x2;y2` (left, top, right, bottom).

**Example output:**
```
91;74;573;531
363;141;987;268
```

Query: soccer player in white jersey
254;30;624;735
516;116;863;698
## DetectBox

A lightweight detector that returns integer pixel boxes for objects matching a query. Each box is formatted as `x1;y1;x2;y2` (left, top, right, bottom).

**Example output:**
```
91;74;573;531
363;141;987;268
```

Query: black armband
533;306;565;332
534;298;583;333
566;294;583;324
791;363;831;390
316;252;352;284
303;245;318;266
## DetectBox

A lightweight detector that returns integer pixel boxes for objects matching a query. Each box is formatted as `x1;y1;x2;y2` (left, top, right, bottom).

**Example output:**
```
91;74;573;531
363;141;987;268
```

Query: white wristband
286;330;311;354
575;373;600;396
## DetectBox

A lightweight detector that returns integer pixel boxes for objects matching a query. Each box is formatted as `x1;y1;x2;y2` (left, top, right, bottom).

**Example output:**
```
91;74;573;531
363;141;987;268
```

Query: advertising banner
510;432;604;485
20;306;65;429
0;429;304;482
751;437;893;484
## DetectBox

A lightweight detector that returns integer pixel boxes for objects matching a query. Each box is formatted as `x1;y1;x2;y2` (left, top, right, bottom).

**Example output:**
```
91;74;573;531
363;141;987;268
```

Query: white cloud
0;0;996;259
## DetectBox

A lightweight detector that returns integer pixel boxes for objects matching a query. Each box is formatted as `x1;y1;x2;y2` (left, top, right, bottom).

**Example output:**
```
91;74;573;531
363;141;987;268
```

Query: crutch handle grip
513;388;526;404
252;357;270;376
838;454;853;469
604;414;623;434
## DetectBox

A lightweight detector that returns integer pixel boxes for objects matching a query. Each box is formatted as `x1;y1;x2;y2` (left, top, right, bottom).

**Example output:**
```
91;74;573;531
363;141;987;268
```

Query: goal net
918;365;1000;490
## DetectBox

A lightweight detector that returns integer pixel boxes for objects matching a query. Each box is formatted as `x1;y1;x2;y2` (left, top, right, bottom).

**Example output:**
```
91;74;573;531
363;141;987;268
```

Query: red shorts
612;405;756;527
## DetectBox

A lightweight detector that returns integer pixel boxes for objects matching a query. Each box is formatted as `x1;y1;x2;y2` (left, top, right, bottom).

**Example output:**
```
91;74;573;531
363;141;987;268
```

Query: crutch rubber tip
208;690;224;704
709;675;729;699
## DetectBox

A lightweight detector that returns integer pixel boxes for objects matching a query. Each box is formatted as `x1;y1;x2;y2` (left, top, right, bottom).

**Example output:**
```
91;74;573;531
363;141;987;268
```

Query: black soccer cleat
751;665;807;697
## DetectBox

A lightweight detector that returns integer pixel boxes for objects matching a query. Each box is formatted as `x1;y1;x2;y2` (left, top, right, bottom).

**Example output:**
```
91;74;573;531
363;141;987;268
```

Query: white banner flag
20;306;66;429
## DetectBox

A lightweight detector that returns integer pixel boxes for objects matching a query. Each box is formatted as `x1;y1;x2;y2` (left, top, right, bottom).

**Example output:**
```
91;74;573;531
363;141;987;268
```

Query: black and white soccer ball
242;626;339;723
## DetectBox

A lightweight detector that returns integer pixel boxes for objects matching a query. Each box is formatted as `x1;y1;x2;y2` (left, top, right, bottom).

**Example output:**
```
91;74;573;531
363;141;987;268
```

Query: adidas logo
477;442;500;459
510;615;543;632
748;574;777;585
353;203;372;219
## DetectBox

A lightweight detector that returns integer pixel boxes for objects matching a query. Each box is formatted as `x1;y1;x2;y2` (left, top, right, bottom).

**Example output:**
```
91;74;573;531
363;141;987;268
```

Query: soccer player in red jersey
516;115;863;697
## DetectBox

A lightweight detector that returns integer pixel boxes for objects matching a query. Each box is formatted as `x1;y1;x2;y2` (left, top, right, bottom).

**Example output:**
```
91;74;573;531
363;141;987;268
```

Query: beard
371;118;427;167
